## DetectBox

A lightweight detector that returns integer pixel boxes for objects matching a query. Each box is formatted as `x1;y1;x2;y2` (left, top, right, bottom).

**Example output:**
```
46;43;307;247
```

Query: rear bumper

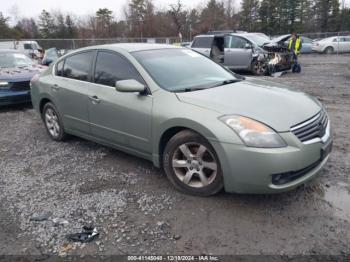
0;90;31;106
210;132;332;194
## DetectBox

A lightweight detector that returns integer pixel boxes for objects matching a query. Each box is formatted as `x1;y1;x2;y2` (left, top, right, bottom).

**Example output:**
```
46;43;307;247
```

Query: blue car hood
0;65;47;82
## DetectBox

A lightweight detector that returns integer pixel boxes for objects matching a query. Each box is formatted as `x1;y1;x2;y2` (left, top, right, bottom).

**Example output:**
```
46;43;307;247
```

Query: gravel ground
0;54;349;257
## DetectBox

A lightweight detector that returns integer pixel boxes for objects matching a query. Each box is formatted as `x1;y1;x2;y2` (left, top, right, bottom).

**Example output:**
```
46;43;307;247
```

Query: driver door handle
89;95;100;104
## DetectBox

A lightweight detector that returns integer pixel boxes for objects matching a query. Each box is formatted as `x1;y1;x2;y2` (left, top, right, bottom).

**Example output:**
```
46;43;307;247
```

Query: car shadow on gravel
0;103;33;113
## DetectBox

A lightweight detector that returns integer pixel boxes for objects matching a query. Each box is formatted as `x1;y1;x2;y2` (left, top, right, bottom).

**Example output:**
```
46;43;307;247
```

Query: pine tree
240;0;260;32
38;10;56;38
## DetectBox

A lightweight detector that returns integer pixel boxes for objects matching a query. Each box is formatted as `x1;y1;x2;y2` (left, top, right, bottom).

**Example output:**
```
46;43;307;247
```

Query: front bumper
210;128;332;194
312;46;323;53
0;90;31;106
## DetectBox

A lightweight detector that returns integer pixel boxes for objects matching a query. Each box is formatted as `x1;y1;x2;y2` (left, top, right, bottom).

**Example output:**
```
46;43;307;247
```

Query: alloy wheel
45;108;60;138
171;142;218;188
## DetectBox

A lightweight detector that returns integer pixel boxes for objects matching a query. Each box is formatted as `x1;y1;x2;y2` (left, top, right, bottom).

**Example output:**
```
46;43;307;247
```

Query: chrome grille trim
291;110;329;143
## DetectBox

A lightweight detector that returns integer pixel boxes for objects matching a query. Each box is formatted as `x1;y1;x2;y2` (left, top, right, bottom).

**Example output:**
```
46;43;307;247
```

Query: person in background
288;32;302;73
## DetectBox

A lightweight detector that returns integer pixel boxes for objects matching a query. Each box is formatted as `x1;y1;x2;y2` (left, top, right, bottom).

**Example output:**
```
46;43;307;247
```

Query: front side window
132;48;237;92
230;36;248;48
94;51;144;87
192;37;213;48
63;51;94;81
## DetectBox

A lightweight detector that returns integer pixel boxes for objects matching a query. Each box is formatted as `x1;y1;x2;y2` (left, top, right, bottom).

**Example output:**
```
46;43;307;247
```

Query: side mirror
244;43;252;49
115;79;146;93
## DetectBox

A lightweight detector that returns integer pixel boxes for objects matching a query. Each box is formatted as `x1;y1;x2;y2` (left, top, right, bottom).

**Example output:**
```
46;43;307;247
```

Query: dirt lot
0;54;350;257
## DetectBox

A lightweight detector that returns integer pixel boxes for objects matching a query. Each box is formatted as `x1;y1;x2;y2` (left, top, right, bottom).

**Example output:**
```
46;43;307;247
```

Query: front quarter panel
151;89;244;167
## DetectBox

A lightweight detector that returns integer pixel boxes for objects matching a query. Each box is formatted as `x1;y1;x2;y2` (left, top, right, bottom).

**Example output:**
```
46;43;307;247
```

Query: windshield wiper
176;87;208;93
217;79;242;87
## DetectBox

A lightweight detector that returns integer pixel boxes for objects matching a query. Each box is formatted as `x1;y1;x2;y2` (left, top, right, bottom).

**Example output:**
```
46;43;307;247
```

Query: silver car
312;36;350;54
191;33;293;76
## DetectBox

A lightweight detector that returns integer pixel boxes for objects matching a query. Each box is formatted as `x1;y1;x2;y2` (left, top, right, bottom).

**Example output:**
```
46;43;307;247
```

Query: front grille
11;81;30;91
291;110;328;142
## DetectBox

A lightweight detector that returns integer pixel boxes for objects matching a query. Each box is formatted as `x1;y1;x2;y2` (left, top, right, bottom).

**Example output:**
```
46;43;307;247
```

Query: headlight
0;81;9;87
220;115;287;148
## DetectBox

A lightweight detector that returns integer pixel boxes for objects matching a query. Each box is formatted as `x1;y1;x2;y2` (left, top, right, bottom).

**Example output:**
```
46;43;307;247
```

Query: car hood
270;34;291;44
176;78;321;132
0;65;47;82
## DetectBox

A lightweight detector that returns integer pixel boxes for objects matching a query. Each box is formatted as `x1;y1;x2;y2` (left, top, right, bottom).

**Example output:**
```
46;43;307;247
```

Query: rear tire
42;102;67;141
163;130;224;196
325;47;334;54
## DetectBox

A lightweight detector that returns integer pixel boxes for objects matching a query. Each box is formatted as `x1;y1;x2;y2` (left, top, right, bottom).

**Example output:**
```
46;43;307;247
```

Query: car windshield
0;52;34;68
244;34;270;46
132;48;238;92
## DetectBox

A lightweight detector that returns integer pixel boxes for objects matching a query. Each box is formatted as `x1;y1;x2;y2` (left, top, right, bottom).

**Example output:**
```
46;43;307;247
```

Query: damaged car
0;49;47;106
191;33;293;75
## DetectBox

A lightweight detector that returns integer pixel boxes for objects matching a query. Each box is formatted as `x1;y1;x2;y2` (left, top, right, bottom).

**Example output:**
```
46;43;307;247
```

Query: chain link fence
0;37;182;51
302;31;350;40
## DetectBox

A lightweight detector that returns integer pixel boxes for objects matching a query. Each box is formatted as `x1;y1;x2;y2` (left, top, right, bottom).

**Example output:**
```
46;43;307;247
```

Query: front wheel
163;130;224;196
251;60;268;76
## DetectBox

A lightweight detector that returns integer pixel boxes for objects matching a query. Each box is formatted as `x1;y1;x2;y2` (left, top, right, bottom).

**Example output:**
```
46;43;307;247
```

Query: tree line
1;0;350;40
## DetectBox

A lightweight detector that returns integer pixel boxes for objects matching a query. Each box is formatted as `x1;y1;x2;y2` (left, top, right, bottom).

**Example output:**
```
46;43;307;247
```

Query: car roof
74;43;179;53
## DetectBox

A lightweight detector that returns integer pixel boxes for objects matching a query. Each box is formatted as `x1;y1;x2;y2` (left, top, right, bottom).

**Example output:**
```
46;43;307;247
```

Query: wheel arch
39;97;52;114
154;120;221;168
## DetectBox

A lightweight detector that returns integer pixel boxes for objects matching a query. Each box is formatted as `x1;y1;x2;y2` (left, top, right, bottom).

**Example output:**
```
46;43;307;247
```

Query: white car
312;36;350;54
0;40;43;59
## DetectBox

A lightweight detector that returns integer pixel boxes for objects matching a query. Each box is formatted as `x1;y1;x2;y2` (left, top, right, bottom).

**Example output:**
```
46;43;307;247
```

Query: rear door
191;36;213;57
224;35;252;69
52;51;94;135
87;50;153;155
341;37;350;52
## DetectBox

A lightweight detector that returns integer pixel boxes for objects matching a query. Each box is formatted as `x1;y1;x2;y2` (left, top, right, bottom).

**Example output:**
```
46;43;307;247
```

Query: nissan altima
30;44;332;196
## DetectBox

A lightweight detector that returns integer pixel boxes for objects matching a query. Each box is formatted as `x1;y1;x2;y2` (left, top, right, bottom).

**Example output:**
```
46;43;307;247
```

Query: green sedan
30;44;332;196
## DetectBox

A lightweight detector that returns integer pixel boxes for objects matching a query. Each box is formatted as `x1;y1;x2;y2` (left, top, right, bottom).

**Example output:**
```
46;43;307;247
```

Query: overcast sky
2;0;349;25
1;0;212;24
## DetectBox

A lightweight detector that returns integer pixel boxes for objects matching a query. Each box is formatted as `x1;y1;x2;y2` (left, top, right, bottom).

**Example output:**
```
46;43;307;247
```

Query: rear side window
192;37;213;48
94;51;144;87
63;52;94;81
56;60;64;76
24;43;32;50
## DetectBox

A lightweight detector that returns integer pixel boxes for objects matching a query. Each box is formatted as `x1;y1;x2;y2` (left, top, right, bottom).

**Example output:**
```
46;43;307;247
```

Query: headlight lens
220;115;287;148
0;81;9;87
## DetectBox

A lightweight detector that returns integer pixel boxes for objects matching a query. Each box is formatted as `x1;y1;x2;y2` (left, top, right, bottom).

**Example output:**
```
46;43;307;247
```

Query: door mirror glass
115;79;146;93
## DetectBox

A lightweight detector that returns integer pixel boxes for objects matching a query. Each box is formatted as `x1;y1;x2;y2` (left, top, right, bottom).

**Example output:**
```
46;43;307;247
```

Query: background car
30;44;332;196
312;36;350;54
0;40;43;59
191;33;292;75
42;48;62;66
0;49;46;106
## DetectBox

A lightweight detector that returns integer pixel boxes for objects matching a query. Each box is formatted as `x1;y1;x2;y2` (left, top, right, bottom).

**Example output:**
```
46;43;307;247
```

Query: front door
224;35;252;69
87;51;153;155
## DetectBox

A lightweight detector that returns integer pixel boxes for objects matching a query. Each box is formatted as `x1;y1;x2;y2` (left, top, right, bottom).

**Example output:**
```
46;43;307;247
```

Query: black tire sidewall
325;47;333;54
42;102;66;141
163;130;224;196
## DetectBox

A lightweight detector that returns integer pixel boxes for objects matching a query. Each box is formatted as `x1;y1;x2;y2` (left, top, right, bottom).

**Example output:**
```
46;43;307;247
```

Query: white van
0;40;43;59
